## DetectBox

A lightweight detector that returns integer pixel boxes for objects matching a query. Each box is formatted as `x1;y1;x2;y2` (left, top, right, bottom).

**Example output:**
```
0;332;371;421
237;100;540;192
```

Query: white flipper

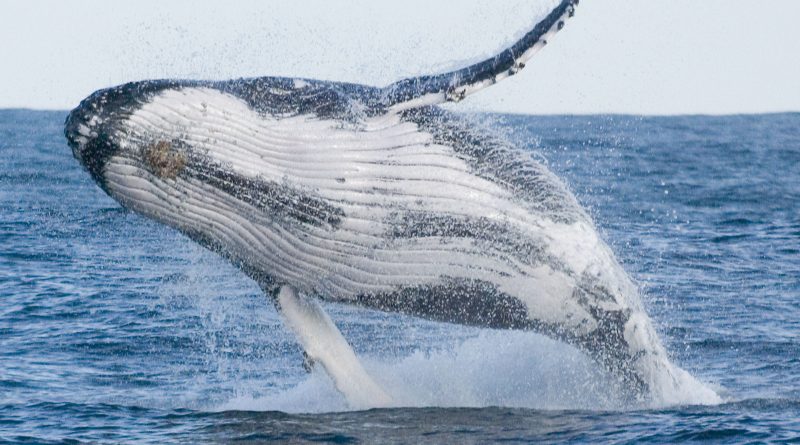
275;286;392;409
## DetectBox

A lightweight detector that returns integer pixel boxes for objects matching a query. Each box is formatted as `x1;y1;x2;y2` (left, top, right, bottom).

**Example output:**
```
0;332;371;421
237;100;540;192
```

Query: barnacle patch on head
143;140;186;179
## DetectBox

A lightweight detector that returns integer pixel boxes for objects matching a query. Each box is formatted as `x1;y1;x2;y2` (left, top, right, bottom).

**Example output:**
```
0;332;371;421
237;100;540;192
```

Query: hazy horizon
2;0;798;115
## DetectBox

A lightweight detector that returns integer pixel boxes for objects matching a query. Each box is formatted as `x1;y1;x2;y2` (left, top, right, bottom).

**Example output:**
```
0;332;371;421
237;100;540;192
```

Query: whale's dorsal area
65;0;720;408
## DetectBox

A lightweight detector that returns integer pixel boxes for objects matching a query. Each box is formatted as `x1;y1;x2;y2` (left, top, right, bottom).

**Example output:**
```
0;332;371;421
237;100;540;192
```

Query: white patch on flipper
277;286;392;409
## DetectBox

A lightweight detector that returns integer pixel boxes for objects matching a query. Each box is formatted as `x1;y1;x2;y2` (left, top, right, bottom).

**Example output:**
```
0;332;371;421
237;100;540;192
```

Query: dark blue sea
1;109;798;443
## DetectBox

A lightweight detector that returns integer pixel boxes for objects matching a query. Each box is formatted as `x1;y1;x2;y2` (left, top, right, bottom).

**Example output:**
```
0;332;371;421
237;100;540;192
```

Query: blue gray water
1;110;798;443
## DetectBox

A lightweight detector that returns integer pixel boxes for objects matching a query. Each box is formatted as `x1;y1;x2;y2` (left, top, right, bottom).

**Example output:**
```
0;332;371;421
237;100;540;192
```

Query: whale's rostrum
65;0;719;408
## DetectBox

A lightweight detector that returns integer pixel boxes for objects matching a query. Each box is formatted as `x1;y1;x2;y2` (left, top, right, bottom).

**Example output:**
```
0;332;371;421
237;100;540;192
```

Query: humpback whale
65;0;717;408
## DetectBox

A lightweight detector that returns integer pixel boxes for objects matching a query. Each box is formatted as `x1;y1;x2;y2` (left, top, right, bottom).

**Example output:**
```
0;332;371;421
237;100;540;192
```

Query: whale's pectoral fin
271;286;392;409
382;0;579;110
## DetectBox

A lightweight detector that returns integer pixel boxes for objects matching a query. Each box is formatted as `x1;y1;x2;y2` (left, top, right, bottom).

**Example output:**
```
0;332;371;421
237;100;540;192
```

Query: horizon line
2;107;798;119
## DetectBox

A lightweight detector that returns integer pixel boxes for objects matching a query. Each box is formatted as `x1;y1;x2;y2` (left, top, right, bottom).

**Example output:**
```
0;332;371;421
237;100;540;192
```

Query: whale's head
65;81;227;237
65;89;117;191
64;80;346;278
66;81;187;194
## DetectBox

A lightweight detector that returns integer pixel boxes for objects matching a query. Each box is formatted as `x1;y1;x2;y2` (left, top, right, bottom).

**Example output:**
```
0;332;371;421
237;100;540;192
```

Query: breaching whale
65;0;717;408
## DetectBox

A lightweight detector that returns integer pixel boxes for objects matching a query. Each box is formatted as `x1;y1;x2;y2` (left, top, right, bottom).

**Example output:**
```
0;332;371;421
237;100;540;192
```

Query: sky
1;0;798;115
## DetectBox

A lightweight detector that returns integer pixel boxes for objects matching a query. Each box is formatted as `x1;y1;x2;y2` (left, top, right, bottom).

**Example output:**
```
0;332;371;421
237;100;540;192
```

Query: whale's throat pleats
103;87;614;336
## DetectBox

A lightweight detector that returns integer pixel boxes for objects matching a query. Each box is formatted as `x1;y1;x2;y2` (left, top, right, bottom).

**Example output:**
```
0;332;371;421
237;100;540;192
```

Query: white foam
647;359;723;407
214;330;722;413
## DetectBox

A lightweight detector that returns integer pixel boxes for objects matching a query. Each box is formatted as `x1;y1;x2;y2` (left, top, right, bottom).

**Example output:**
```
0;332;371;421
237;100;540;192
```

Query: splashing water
215;326;721;414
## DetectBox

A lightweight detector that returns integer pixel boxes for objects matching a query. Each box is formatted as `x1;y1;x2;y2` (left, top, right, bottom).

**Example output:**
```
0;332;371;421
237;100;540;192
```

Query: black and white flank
65;0;719;408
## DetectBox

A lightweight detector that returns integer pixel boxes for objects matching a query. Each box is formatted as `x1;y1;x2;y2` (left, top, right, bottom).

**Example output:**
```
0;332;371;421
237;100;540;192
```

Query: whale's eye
143;140;186;179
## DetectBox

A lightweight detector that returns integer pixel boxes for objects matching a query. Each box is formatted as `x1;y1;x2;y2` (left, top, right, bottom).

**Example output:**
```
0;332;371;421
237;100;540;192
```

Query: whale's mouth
64;93;120;191
65;80;185;190
64;105;92;161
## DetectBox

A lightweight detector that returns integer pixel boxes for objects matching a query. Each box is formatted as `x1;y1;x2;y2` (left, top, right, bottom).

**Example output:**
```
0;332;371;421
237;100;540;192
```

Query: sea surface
1;109;798;443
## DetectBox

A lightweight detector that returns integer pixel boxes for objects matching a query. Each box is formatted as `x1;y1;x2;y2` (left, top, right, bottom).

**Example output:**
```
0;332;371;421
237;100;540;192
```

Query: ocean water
1;109;798;443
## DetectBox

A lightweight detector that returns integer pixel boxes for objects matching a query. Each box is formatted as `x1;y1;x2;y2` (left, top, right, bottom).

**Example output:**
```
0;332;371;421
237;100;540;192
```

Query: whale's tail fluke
381;0;579;111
